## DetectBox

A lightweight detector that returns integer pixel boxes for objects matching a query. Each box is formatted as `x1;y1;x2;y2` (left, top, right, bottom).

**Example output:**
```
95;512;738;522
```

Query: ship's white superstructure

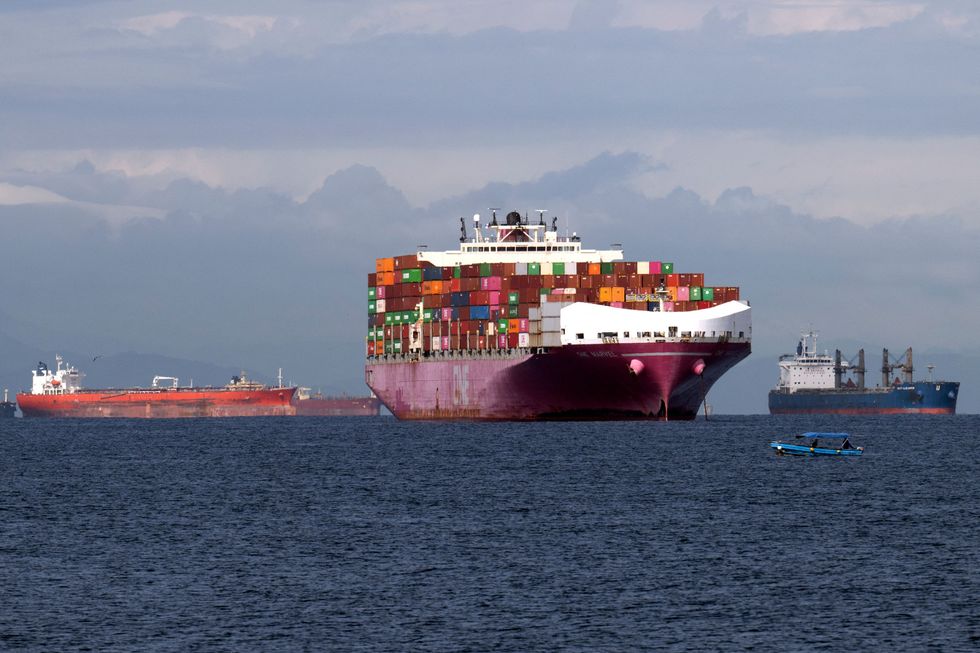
775;332;846;392
559;301;751;346
420;211;623;267
30;356;85;395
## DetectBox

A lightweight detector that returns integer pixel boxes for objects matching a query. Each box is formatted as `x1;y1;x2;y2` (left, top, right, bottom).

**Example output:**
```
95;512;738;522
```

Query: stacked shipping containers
367;256;740;355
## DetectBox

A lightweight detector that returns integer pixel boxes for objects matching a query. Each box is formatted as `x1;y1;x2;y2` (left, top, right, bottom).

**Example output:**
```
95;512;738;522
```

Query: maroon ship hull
366;341;749;420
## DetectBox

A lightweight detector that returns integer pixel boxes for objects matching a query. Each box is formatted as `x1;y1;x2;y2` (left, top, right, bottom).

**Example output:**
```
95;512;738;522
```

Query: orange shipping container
599;287;613;302
379;271;395;286
588;263;601;275
612;287;626;302
508;318;521;333
376;257;395;273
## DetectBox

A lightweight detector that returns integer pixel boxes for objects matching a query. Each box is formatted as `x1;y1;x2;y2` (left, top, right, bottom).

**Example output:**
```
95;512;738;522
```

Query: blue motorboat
770;432;863;456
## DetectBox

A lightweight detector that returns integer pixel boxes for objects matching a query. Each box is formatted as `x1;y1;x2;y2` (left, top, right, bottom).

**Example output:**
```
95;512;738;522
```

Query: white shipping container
516;262;528;275
431;336;442;351
637;261;650;275
529;307;542;321
542;333;562;347
542;317;561;332
376;298;386;313
518;332;530;347
529;320;542;334
541;262;552;276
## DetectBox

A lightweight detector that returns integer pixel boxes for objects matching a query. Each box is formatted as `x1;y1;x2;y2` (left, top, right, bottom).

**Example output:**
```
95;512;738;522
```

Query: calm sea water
1;415;977;652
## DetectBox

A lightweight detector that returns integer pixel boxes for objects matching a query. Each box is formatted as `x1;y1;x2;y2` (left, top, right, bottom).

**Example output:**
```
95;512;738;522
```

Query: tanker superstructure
768;332;958;414
16;356;296;418
365;211;751;420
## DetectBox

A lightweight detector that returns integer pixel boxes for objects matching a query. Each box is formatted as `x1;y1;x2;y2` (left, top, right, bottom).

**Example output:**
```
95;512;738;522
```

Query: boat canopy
799;432;850;438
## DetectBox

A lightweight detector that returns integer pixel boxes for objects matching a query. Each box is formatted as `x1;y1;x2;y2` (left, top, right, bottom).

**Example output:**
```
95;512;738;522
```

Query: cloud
0;182;70;205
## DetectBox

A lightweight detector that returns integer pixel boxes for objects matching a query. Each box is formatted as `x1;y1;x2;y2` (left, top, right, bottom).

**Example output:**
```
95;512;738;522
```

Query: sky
1;0;979;411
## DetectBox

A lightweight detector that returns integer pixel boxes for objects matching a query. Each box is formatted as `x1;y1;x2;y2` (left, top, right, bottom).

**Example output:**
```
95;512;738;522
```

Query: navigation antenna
459;216;467;242
489;208;500;227
927;364;935;381
536;209;547;226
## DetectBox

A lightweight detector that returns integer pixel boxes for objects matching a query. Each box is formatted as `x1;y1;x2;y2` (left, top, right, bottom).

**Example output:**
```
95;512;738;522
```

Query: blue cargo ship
768;332;958;415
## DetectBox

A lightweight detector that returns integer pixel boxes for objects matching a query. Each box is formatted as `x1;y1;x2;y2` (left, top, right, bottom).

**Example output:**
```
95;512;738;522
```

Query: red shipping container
507;333;519;348
666;274;680;287
491;263;505;276
691;273;705;287
519;318;529;332
613;262;626;275
697;301;711;309
624;261;637;274
678;274;692;286
394;254;418;270
498;334;508;348
616;274;628;286
602;274;616;287
368;272;378;286
367;341;375;355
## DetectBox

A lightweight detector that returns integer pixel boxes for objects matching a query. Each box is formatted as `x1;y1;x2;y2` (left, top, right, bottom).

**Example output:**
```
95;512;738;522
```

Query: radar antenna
459;216;467;242
489;208;500;227
536;209;547;226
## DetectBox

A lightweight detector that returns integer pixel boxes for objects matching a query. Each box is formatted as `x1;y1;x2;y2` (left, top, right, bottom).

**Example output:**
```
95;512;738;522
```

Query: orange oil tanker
16;356;296;418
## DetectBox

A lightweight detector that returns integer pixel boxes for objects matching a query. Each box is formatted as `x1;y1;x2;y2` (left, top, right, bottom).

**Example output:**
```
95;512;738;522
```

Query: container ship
293;388;382;416
768;332;958;414
365;210;751;420
1;389;15;418
16;357;297;418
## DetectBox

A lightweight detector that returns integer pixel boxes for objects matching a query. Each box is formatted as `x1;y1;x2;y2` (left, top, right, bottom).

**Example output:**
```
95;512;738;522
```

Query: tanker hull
366;341;749;420
293;396;382;416
17;387;297;418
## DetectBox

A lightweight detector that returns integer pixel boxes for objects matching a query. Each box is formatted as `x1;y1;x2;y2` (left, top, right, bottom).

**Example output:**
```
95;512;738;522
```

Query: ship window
624;331;630;338
739;331;744;338
576;333;584;339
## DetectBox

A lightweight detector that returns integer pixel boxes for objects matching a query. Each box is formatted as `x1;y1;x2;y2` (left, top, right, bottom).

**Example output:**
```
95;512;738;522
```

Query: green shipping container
368;287;377;300
384;342;394;354
423;309;438;322
480;263;493;277
702;287;715;301
662;262;674;274
368;301;377;314
508;291;519;304
392;340;403;354
400;269;422;283
454;266;462;279
508;305;519;318
600;262;614;274
528;263;541;276
385;313;394;325
498;319;509;333
690;287;702;301
409;311;420;323
552;262;565;274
